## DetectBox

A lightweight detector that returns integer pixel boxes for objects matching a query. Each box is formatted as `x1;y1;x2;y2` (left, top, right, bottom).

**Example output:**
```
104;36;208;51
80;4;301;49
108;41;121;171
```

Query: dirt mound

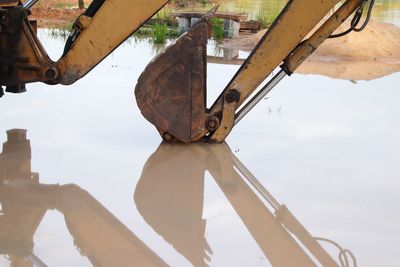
219;20;400;80
29;0;86;28
31;7;83;28
219;29;266;51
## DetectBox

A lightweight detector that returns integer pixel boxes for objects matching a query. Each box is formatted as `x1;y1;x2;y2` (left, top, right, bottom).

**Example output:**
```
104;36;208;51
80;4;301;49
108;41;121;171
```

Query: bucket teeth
135;19;209;143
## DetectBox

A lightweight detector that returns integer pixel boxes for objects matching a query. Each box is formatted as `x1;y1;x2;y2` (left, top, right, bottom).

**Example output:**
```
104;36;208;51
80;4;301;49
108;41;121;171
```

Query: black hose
62;0;106;56
329;0;375;39
84;0;106;17
352;0;375;32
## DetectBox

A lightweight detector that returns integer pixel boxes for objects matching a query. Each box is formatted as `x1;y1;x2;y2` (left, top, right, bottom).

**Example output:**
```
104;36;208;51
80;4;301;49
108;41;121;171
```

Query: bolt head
206;116;220;131
225;89;240;103
162;132;174;142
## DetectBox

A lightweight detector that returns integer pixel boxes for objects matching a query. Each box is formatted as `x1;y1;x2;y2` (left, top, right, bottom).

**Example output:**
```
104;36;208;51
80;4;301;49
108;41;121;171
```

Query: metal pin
234;69;287;125
23;0;40;10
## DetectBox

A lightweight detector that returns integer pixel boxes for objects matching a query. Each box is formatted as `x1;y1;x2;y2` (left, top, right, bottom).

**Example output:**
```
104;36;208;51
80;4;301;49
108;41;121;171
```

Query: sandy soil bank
28;0;214;28
219;20;400;80
30;0;84;28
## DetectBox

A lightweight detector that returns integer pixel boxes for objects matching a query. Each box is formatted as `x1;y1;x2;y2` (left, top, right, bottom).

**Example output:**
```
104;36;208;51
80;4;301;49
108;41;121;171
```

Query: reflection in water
207;42;244;65
0;129;167;267
0;129;358;267
296;58;400;81
135;144;211;267
134;143;356;267
207;46;400;81
371;0;400;25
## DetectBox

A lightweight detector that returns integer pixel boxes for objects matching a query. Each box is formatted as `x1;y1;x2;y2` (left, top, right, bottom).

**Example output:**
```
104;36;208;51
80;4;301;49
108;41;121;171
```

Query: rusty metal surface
1;0;170;91
135;20;209;143
0;0;18;7
0;5;55;93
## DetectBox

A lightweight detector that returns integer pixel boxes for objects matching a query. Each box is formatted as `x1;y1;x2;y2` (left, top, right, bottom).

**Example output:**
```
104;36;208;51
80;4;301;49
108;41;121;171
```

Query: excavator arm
56;0;170;84
1;0;374;143
135;0;371;143
208;0;364;142
0;0;169;91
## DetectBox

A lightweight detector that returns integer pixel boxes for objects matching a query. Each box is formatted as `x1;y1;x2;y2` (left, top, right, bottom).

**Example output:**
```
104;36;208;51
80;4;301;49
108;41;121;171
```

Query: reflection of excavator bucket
135;142;356;267
134;144;211;267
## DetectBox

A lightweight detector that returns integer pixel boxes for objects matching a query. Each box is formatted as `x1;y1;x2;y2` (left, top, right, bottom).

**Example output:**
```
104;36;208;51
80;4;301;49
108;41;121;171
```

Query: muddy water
180;0;400;26
1;24;400;267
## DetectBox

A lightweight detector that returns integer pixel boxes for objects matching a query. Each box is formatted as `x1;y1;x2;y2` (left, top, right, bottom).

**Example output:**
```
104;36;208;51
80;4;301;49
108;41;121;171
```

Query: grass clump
54;2;74;9
199;0;209;6
155;8;171;20
48;28;71;40
171;0;188;7
256;12;273;29
151;23;168;43
134;27;152;36
211;17;224;40
167;27;180;38
171;0;210;7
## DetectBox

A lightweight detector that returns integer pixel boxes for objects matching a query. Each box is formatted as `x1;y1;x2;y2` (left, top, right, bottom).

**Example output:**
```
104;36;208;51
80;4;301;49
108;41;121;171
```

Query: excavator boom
136;0;369;143
1;0;374;143
0;0;169;90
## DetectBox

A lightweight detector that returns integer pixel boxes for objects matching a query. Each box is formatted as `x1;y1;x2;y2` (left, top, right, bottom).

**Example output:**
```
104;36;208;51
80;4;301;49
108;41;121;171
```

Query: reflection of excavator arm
135;142;356;267
0;184;168;267
206;144;341;267
0;129;167;267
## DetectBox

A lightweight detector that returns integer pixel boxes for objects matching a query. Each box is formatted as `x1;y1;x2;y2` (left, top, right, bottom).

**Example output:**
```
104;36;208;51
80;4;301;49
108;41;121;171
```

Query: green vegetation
48;28;71;40
256;11;273;29
54;2;74;9
65;22;74;31
211;17;224;40
199;0;209;6
171;0;211;7
171;0;188;7
151;23;168;43
155;8;172;20
135;25;179;42
167;27;180;38
134;27;153;36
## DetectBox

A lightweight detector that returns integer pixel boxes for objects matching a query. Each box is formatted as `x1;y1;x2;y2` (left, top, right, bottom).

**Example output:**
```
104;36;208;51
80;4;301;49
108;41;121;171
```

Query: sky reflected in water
1;11;400;267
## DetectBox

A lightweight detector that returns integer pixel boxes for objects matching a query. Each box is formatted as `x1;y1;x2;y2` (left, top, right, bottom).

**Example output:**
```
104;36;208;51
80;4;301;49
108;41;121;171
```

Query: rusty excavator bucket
135;0;364;144
135;7;218;143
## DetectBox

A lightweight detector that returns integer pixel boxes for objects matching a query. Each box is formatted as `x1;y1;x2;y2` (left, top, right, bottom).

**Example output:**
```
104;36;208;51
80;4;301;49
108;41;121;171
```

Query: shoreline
219;20;400;80
29;2;400;80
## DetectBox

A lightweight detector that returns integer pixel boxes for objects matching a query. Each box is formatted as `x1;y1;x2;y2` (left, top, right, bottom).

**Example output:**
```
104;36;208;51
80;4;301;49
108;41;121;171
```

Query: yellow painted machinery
0;0;375;142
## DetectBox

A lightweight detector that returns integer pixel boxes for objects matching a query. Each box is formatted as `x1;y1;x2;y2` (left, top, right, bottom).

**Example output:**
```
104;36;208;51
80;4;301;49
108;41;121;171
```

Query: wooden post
178;17;190;34
78;0;84;9
224;19;240;38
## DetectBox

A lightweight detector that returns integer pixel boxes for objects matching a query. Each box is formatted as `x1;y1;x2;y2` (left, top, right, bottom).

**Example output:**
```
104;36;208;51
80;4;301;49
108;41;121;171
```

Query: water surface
0;23;399;267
